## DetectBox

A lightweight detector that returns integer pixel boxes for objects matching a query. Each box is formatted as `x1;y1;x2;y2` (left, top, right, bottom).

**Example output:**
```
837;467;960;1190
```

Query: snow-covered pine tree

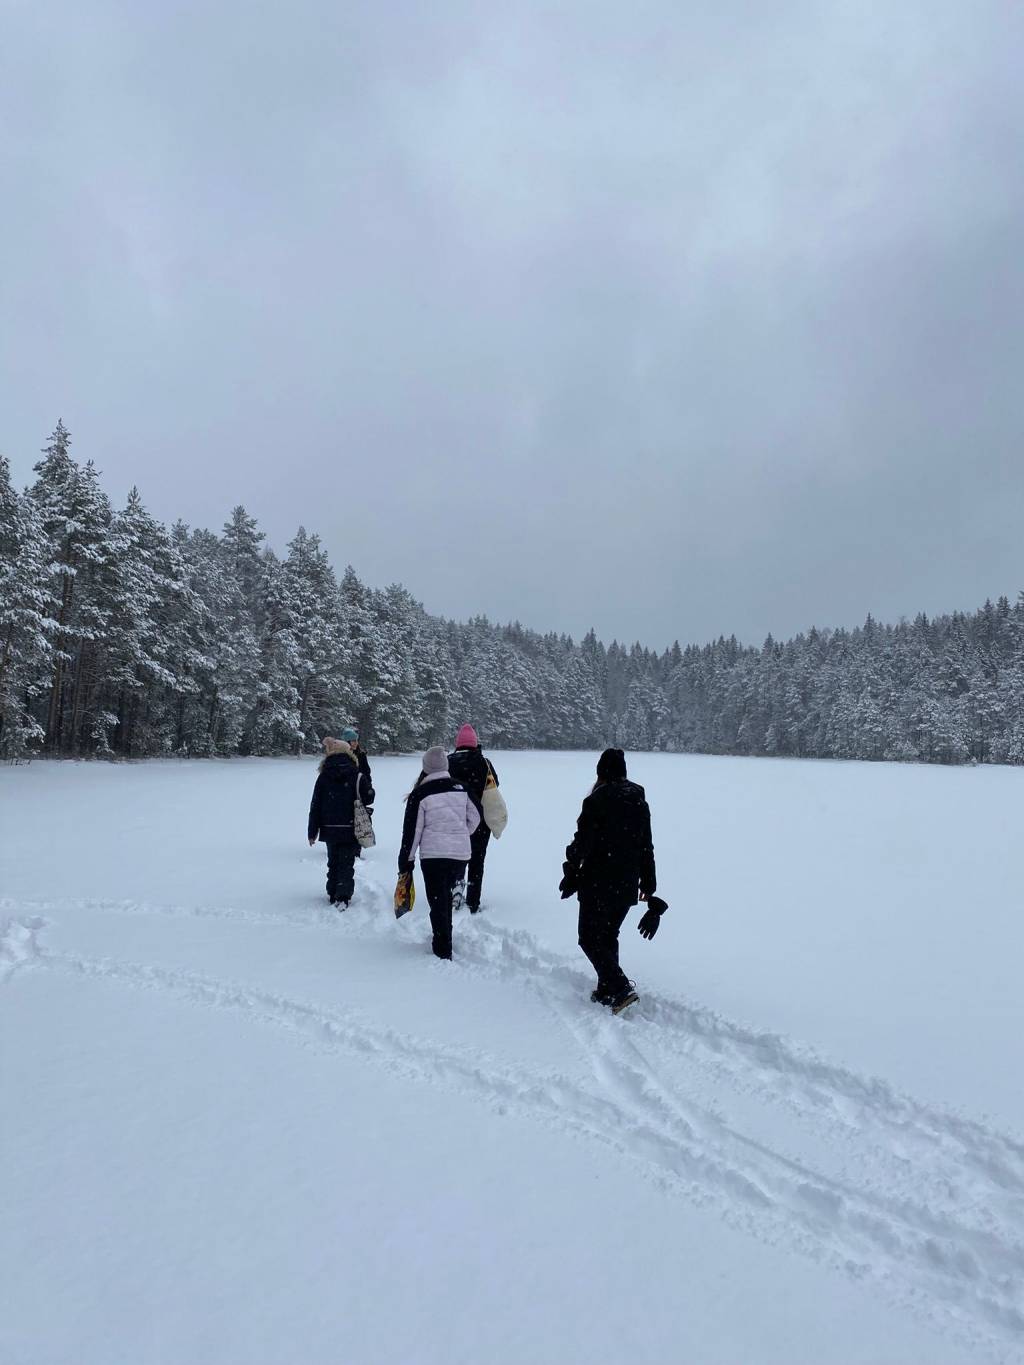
250;550;303;755
0;456;54;757
30;430;116;755
280;528;343;752
5;421;1024;765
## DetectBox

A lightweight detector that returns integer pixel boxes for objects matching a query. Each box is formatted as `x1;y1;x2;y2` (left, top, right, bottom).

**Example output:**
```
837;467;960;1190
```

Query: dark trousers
421;858;468;959
578;897;632;996
325;837;358;903
466;824;491;910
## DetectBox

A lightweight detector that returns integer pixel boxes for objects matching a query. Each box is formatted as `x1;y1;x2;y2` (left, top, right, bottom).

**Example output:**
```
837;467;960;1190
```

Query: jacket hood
589;776;646;802
319;743;357;773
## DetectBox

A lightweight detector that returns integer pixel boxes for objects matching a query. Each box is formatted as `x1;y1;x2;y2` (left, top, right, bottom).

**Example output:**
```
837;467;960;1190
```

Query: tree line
2;422;1023;764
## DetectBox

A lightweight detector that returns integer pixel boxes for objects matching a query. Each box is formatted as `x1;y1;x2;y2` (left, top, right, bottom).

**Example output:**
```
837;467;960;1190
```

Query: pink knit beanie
455;724;479;749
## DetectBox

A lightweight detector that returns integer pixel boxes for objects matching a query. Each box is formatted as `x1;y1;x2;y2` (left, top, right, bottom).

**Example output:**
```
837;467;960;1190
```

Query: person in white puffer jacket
398;746;481;960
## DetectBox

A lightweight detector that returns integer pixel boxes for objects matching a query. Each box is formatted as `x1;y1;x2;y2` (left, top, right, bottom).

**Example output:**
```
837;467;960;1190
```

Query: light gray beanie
422;745;449;775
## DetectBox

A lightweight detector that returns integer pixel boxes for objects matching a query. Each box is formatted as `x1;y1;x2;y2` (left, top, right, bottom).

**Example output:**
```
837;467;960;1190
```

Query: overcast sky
2;0;1022;648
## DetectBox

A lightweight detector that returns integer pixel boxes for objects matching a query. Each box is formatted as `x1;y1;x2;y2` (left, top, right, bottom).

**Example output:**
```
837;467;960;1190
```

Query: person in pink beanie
447;724;499;911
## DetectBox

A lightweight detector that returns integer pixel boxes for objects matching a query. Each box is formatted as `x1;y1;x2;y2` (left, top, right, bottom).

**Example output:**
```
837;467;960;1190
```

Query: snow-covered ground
2;752;1023;1365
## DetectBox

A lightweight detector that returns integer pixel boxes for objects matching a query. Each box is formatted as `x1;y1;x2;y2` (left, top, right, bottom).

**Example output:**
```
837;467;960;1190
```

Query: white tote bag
480;767;508;838
354;797;376;848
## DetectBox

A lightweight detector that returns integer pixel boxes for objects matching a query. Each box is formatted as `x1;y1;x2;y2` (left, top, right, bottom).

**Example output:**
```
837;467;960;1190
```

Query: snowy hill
2;753;1023;1364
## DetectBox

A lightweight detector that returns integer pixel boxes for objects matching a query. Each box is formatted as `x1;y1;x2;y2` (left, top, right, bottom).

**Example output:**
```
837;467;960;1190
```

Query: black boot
608;981;639;1015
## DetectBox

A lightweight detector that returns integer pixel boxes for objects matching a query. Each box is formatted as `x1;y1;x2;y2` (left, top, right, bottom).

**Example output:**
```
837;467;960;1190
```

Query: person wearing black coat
340;726;375;859
447;723;497;912
308;739;372;908
559;748;661;1011
340;727;375;809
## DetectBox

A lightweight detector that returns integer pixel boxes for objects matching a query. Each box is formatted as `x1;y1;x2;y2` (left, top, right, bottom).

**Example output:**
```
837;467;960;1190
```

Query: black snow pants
325;836;358;904
421;857;468;960
578;897;632;997
465;824;491;911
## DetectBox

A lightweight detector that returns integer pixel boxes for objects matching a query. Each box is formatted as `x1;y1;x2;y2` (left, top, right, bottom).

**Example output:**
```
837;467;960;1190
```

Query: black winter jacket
563;778;657;907
447;747;497;805
308;754;372;844
352;747;375;807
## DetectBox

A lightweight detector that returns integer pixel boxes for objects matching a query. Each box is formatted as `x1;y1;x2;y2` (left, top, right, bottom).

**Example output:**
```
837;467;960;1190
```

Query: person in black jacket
340;726;375;859
308;738;372;908
447;723;497;912
559;748;660;1012
340;727;375;808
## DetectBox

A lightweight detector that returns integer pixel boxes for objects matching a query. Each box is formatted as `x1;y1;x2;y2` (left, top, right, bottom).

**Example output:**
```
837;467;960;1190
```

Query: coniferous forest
2;422;1023;763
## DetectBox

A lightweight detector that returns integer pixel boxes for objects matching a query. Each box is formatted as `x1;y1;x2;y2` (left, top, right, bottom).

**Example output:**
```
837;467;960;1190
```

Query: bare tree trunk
46;562;76;754
207;688;220;754
296;675;313;755
69;640;89;756
0;624;14;702
117;686;129;756
126;695;138;758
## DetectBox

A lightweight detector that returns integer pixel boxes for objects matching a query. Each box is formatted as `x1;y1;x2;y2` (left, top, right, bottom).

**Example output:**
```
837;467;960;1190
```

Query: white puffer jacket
399;773;481;869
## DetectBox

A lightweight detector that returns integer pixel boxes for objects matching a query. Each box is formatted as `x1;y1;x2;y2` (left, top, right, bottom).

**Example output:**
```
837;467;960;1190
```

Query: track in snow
2;891;1023;1361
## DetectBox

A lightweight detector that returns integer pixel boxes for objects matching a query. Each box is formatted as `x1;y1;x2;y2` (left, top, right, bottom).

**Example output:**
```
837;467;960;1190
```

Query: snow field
2;752;1023;1364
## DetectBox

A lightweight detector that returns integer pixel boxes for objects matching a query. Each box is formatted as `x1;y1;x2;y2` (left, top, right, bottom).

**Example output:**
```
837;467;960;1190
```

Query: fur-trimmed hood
319;739;357;772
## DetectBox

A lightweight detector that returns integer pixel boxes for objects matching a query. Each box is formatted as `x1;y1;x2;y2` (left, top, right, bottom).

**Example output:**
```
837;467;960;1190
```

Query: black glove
558;873;577;899
638;895;668;940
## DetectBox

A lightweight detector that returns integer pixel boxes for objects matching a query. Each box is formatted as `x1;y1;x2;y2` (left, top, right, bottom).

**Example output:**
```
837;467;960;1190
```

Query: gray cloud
2;0;1022;647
